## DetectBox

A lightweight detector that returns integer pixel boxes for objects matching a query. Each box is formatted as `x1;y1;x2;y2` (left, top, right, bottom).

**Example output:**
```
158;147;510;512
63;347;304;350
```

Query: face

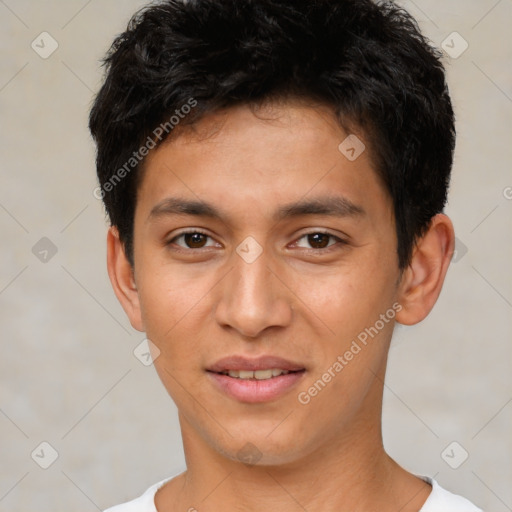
126;100;403;465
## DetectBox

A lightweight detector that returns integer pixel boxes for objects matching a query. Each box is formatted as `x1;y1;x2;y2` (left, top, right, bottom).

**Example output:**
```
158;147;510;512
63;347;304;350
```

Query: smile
217;369;292;380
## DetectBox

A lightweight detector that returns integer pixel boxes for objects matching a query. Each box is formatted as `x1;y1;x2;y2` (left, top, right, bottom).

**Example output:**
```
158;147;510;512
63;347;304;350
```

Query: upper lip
207;355;306;373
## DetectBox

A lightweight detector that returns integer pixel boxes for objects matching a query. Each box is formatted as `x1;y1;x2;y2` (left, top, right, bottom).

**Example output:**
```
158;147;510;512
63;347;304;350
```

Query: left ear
395;213;455;325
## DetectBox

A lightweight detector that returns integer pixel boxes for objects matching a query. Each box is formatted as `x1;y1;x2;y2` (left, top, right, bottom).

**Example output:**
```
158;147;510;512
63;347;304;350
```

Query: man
89;0;483;510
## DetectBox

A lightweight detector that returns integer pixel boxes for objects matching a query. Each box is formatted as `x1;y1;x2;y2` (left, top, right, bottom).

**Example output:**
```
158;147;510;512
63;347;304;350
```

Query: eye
167;230;345;252
168;230;218;250
293;232;344;251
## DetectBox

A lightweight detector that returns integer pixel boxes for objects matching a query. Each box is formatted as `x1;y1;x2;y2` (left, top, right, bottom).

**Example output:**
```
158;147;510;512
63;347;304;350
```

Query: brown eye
169;231;217;250
183;232;208;248
307;233;331;249
294;232;341;250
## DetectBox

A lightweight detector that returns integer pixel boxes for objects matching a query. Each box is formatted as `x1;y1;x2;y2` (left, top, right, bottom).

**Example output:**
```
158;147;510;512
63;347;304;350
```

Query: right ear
106;227;144;332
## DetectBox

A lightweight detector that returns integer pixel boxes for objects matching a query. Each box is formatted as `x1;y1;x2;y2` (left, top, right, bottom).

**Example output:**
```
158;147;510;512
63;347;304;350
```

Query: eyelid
167;228;219;249
291;230;347;251
167;228;347;253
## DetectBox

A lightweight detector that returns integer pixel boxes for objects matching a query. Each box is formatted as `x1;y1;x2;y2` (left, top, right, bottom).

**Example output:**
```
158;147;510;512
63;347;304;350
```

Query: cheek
133;243;228;374
136;261;213;350
292;258;396;342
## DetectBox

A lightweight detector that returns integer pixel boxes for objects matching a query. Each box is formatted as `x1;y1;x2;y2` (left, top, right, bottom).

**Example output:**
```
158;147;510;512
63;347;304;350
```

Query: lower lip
207;371;305;403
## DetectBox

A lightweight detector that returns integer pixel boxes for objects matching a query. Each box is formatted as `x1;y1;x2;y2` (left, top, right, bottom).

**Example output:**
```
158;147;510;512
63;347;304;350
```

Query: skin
107;98;455;511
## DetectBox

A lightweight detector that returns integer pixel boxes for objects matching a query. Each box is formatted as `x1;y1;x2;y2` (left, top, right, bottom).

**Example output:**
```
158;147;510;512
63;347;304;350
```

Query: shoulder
103;475;175;512
420;477;483;512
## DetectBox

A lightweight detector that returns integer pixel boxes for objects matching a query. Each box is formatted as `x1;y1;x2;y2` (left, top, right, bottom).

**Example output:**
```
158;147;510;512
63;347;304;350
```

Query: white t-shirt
103;474;483;512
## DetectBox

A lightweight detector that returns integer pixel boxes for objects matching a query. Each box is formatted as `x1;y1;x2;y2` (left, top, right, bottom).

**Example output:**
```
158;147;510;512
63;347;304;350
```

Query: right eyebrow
147;194;365;224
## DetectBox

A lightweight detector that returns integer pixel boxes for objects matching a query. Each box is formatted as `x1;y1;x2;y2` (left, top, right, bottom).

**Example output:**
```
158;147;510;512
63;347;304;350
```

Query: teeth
223;369;290;380
254;369;273;380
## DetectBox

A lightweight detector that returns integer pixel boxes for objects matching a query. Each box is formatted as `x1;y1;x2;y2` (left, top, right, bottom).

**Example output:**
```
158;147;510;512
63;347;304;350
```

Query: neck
156;371;431;511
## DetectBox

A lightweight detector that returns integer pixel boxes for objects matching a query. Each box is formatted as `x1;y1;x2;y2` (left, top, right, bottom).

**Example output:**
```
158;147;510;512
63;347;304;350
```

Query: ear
395;213;455;325
106;227;144;332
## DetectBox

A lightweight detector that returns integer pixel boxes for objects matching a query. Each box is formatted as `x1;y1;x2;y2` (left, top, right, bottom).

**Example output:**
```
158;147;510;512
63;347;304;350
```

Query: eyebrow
148;195;365;223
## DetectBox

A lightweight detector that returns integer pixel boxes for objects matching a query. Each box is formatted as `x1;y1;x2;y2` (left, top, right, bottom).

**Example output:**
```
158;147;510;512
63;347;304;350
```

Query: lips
206;355;306;373
206;355;306;403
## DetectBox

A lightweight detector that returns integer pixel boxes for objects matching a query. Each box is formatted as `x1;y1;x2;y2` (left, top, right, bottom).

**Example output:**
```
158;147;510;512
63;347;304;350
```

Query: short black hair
89;0;455;269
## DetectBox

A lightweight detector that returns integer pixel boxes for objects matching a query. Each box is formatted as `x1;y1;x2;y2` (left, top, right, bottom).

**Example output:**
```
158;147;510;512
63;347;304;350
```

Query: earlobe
395;214;455;326
106;227;144;332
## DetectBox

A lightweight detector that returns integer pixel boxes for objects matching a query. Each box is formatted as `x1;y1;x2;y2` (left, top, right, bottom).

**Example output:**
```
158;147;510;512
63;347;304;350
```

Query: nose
214;247;293;338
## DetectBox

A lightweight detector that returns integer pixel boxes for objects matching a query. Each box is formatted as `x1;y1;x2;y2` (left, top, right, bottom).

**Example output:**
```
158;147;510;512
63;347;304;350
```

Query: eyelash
167;229;346;254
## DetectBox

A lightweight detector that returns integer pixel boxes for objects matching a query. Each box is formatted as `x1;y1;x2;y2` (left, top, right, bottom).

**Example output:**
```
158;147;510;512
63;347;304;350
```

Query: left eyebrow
275;196;365;221
147;195;365;223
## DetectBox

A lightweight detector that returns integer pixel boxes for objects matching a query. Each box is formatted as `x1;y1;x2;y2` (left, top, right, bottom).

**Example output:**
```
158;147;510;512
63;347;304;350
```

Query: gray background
0;1;511;510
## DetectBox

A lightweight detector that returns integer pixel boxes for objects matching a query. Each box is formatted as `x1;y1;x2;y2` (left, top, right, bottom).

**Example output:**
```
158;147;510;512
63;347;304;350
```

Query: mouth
206;355;306;403
214;368;299;380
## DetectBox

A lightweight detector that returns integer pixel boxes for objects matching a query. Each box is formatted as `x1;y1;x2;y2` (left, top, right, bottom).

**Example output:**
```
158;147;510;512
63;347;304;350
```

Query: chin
210;425;318;468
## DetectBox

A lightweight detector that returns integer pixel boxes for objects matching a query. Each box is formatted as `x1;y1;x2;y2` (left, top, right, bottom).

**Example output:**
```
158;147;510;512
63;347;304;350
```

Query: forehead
159;99;370;165
137;99;392;224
